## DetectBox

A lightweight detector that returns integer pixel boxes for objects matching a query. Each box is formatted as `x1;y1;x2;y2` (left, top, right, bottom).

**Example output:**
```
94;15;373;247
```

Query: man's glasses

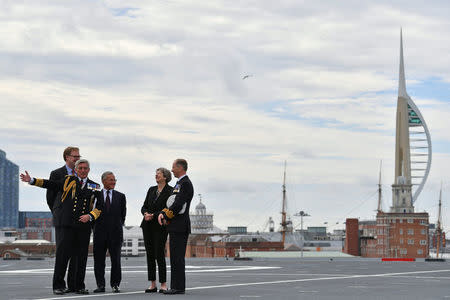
70;155;82;159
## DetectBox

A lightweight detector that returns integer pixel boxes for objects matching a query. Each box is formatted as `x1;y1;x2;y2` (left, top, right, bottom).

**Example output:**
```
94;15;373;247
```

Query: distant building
359;220;377;257
302;227;328;240
183;234;284;258
190;199;213;233
345;215;429;259
329;229;345;241
18;211;53;228
17;227;55;243
228;227;247;234
121;226;145;256
0;240;55;258
16;211;54;242
0;228;18;243
0;149;19;228
344;218;360;256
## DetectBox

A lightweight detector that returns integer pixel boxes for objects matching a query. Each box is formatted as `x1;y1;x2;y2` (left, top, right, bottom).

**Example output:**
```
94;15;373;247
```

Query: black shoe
145;287;158;293
112;286;120;293
63;288;75;293
94;287;105;293
163;289;185;295
76;289;89;294
53;289;65;295
159;288;168;293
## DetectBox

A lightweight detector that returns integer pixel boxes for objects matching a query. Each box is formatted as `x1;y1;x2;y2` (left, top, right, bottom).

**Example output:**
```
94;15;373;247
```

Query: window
421;229;426;235
417;249;423;255
420;240;427;245
378;229;383;235
400;219;403;223
400;249;407;255
378;239;384;245
408;239;414;245
400;238;404;244
420;220;427;225
408;229;414;235
407;219;413;224
399;229;403;235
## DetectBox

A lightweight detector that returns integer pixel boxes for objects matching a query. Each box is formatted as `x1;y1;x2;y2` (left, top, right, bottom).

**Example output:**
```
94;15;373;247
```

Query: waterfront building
0;149;19;228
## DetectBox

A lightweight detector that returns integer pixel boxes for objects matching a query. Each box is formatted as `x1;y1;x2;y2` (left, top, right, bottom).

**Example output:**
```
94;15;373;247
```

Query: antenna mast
281;161;287;244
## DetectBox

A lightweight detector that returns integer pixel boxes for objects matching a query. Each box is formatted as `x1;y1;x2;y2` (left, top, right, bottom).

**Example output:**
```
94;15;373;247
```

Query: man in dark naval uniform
20;159;103;295
158;158;194;295
46;146;80;293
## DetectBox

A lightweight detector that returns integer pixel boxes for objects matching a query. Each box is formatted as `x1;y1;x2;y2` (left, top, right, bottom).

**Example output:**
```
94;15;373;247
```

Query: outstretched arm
20;171;63;190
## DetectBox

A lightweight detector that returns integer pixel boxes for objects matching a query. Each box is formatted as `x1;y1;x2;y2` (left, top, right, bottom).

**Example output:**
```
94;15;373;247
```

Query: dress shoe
163;289;185;295
159;288;168;293
93;287;105;293
145;287;158;293
112;286;120;293
53;289;65;295
63;288;75;293
76;289;89;294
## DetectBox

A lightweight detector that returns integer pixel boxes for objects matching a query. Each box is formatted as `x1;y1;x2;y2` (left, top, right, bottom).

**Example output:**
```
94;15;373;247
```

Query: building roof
195;201;206;210
2;249;29;257
12;239;51;244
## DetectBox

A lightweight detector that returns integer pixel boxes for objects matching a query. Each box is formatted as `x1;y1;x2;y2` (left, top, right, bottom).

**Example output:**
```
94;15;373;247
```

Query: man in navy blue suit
158;159;194;295
46;146;81;293
93;171;127;293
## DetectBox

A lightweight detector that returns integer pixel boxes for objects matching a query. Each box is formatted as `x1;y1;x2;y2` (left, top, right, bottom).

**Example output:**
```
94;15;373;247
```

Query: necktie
105;190;111;211
80;179;84;189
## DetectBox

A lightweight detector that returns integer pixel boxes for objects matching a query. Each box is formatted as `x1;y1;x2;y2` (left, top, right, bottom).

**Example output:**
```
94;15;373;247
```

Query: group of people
19;146;194;295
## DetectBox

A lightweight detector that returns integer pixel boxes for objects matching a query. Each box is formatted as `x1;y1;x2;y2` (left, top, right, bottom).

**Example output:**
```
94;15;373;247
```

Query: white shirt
78;177;86;188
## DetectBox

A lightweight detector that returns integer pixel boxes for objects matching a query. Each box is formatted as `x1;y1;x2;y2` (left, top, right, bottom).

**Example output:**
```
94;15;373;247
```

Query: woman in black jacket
140;167;173;293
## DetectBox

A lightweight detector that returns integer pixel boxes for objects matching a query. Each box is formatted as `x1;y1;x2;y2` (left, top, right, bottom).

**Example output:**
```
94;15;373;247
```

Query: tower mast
281;161;287;244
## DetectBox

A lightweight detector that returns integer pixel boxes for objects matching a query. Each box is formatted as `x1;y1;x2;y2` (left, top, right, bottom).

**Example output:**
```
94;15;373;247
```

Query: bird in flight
242;75;253;80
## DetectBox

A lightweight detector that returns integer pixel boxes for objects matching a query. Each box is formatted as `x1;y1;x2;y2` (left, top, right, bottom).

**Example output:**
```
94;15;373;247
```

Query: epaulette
162;208;174;219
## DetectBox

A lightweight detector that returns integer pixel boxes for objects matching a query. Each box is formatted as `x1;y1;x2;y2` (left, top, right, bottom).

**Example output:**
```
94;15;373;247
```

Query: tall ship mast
377;160;383;213
280;161;287;244
436;183;443;258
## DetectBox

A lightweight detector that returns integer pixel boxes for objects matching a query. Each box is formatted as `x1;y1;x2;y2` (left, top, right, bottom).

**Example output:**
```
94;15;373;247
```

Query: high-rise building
0;149;19;228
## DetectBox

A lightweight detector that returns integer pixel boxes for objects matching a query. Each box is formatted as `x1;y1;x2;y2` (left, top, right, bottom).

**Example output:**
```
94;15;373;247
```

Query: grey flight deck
1;256;450;299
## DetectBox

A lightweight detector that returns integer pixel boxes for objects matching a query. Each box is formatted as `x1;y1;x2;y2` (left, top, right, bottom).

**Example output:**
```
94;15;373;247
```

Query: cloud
1;0;450;232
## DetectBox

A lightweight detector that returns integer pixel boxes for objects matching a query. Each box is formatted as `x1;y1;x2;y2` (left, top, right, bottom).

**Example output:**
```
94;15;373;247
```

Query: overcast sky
1;0;449;233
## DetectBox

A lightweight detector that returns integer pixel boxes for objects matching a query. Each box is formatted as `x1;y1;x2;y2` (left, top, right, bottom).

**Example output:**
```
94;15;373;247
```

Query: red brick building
345;212;429;258
344;218;359;256
168;234;285;258
374;212;429;258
